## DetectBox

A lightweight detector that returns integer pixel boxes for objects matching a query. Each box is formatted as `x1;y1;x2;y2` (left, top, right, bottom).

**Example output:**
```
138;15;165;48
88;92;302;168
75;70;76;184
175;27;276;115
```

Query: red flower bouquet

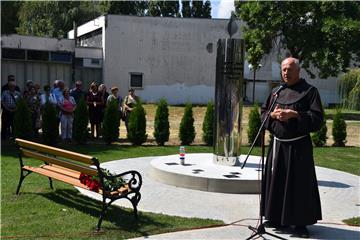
79;173;101;192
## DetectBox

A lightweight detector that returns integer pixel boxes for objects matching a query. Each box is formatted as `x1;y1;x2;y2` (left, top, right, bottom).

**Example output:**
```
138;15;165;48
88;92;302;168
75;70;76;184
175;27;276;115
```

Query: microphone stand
241;91;287;240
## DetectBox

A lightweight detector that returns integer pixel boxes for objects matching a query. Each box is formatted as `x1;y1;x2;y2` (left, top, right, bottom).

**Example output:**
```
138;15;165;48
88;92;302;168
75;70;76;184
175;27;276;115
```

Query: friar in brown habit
260;57;323;238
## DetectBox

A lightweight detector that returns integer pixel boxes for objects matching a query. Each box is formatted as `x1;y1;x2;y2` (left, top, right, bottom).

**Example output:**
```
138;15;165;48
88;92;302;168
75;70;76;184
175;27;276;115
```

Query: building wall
104;15;242;104
102;15;341;105
1;35;103;91
1;34;74;52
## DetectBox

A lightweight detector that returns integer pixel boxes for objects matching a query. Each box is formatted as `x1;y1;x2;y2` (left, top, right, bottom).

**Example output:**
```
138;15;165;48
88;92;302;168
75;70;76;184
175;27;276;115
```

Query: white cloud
215;0;234;19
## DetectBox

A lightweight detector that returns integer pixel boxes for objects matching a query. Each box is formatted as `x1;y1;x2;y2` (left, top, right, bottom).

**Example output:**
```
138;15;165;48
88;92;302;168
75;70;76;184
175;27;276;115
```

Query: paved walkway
77;156;360;240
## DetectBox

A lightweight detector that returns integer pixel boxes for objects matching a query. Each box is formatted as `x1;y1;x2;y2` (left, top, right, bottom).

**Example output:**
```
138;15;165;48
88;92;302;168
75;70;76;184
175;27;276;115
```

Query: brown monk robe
260;58;323;238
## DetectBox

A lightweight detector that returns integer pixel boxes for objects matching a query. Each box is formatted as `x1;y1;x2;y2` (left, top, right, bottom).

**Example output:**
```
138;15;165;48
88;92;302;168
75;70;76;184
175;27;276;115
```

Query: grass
1;143;224;239
2;142;359;238
313;147;360;176
343;217;360;227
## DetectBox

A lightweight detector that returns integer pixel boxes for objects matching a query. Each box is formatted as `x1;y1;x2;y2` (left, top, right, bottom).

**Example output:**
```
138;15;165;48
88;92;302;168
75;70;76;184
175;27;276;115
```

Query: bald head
281;57;300;86
282;57;300;70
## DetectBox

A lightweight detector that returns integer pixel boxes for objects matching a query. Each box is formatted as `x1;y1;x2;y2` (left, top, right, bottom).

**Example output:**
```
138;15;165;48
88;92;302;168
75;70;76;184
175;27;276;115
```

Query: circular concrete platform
149;153;261;194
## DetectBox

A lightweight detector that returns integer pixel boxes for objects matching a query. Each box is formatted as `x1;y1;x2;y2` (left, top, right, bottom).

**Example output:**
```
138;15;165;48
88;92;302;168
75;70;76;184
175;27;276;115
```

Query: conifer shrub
179;103;195;145
311;109;327;147
13;98;32;140
73;98;89;144
127;101;147;145
41;103;58;145
153;99;170;146
247;104;261;146
202;101;214;146
102;99;120;144
332;110;347;147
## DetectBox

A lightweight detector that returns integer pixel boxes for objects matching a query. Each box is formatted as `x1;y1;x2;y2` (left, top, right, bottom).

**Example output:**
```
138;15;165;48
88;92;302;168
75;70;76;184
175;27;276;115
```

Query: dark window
27;50;49;61
2;48;25;60
74;58;83;67
130;73;143;88
50;52;72;63
91;59;100;65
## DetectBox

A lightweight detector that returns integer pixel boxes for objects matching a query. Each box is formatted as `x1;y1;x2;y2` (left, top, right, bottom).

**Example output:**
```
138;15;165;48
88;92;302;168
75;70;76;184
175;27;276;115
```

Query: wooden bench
15;138;142;231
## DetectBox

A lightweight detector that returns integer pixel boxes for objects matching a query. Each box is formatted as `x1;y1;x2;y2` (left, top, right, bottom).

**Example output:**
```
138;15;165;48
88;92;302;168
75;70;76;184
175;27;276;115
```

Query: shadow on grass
36;188;168;236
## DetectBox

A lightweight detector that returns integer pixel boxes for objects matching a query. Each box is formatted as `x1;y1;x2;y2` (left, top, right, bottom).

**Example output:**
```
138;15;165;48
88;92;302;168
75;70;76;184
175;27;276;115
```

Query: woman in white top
40;85;57;106
58;88;76;142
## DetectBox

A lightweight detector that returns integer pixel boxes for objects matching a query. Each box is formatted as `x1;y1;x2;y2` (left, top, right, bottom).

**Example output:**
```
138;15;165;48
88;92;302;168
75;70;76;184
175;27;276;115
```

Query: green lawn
1;143;359;239
324;108;360;120
343;217;360;226
1;143;224;239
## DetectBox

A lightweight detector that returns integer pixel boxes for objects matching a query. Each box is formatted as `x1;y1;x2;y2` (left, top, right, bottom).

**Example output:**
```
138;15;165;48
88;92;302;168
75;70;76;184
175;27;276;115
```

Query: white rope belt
272;135;308;173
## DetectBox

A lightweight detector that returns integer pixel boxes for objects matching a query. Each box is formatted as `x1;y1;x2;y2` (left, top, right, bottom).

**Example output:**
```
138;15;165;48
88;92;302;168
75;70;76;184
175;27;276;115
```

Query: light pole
249;63;262;104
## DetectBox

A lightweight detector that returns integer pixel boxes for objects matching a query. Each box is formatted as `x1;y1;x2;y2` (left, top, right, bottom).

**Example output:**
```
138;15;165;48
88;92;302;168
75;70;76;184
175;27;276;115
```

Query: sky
211;0;235;19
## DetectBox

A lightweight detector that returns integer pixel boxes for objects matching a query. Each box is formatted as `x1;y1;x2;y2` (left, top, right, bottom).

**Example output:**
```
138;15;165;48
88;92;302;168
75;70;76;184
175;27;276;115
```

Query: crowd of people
1;75;138;142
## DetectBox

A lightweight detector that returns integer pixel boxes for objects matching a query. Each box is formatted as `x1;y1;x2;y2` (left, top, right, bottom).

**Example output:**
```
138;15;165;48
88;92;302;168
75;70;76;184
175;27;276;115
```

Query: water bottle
179;146;185;165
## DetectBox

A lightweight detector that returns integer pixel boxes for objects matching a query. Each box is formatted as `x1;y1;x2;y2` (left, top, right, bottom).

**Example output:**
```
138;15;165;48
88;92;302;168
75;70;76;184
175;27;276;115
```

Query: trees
73;98;89;144
181;1;191;17
5;0;212;37
104;1;147;16
191;0;204;18
41;103;59;146
148;1;162;16
202;1;212;18
179;103;196;145
1;1;21;34
13;99;32;140
247;104;261;146
15;1;149;38
148;1;180;17
235;1;360;79
127;102;147;145
153;99;170;146
102;100;120;144
311;108;327;147
202;101;214;146
332;110;347;147
180;0;211;18
339;68;360;110
16;1;104;38
191;0;211;18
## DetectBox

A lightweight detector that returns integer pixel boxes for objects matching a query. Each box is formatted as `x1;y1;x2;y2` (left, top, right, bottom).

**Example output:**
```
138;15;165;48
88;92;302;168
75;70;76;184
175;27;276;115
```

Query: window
130;73;143;89
74;58;83;67
27;50;49;61
50;52;72;63
2;48;25;60
91;59;100;65
78;28;102;47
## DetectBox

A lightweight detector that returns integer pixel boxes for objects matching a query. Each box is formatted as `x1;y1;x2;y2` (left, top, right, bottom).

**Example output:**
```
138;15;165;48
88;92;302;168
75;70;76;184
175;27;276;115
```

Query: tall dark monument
213;22;245;166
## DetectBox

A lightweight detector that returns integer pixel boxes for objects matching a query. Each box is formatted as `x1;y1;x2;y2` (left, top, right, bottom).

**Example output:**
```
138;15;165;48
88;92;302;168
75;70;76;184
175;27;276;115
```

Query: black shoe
263;221;282;228
274;225;291;234
291;226;310;238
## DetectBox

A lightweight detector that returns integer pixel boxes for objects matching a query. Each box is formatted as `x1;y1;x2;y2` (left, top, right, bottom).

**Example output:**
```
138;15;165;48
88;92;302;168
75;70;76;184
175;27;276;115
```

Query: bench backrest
16;138;99;176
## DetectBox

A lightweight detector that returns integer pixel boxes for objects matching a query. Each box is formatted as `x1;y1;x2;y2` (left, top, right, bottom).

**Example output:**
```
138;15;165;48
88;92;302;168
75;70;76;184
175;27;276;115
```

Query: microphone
273;83;287;96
